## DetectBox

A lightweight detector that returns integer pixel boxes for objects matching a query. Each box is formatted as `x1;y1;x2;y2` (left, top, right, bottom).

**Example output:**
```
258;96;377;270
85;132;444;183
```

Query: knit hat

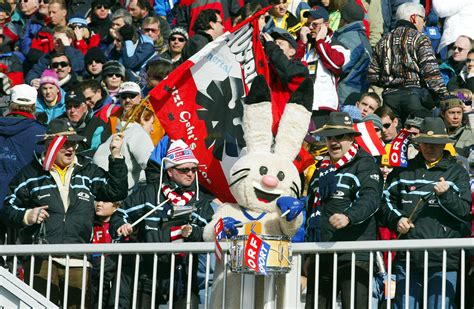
118;81;141;95
440;95;463;112
303;6;329;21
102;61;126;79
40;69;60;90
362;114;383;131
169;26;189;40
91;0;111;9
340;105;362;122
341;2;365;23
163;140;199;170
85;47;106;65
11;84;37;105
68;16;88;27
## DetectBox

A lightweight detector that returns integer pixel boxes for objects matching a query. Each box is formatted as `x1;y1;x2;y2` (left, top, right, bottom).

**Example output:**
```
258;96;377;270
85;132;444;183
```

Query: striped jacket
0;155;128;245
368;20;448;98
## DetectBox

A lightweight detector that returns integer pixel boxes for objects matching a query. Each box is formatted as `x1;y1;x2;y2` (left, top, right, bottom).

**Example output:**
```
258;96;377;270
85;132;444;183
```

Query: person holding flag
380;117;471;308
306;112;383;308
0;118;127;307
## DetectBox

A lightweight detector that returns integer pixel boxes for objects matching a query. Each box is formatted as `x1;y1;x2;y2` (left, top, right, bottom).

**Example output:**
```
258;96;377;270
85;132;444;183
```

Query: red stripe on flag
354;122;386;156
214;238;223;263
42;136;67;171
170;226;184;243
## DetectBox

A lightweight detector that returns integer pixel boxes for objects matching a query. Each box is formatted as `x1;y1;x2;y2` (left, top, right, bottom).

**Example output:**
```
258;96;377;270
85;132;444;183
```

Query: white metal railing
1;238;473;308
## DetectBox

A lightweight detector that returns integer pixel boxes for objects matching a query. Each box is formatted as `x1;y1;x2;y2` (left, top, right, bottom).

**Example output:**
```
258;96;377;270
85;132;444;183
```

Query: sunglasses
107;73;122;78
466;59;474;63
173;166;198;174
170;36;185;42
382;123;392;129
120;93;138;100
87;59;104;65
69;24;86;29
144;28;159;34
39;0;49;3
51;61;70;69
95;4;109;9
326;134;349;141
452;46;467;52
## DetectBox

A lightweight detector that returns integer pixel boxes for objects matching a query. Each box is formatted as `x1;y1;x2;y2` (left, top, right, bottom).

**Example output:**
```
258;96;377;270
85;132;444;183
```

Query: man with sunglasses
440;35;473;86
305;112;383;308
368;2;448;126
112;139;215;308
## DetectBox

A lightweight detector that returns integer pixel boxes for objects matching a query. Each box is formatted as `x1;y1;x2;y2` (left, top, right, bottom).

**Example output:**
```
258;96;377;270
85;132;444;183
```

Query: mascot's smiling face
229;152;301;213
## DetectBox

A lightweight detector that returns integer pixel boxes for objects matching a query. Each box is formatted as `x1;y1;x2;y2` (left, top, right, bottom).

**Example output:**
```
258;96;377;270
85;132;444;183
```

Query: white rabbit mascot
203;75;313;308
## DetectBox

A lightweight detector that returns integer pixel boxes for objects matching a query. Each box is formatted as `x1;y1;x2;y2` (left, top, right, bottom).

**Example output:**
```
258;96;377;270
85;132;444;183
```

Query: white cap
163;140;199;170
11;84;37;105
118;82;141;95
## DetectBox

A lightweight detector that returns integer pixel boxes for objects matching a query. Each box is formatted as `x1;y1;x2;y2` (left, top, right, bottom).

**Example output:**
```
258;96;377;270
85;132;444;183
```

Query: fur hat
163;140;198;170
40;69;60;90
11;84;37;105
102;61;126;79
169;27;189;40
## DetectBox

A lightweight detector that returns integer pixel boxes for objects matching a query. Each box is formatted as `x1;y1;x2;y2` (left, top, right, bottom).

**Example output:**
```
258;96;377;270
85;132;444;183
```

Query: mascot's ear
243;75;273;154
274;78;313;161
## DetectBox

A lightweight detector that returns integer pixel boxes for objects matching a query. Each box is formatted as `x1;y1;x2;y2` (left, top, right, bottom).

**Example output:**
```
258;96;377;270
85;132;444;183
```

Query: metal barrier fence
1;238;473;309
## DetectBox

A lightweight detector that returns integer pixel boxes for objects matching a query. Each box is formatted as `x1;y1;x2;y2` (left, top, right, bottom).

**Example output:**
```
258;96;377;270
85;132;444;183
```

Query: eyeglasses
120;93;138;100
326;134;349;141
62;141;79;150
452;46;468;52
39;0;49;4
382;123;392;129
466;58;474;63
107;73;121;78
51;61;70;69
144;28;159;33
173;166;198;174
87;60;104;65
308;21;325;29
95;5;109;10
170;36;185;42
415;14;426;22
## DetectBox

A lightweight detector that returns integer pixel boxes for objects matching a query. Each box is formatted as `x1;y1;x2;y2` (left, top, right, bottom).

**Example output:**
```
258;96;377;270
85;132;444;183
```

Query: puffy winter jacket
380;152;471;270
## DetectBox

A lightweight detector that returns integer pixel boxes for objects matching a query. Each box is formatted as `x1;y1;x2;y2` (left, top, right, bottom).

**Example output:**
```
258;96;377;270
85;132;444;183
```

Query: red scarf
162;184;195;207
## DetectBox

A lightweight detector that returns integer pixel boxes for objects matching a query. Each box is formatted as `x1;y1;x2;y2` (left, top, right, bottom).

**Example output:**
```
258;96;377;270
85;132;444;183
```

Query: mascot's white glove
222;217;241;238
276;196;305;221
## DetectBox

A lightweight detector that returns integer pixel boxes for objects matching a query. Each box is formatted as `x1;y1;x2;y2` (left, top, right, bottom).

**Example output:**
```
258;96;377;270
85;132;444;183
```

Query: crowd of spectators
0;0;473;308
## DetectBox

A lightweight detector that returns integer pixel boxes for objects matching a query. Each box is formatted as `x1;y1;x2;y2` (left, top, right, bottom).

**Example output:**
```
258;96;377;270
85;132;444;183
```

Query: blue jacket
11;10;45;56
0;114;46;204
334;21;372;106
36;88;67;124
109;33;156;77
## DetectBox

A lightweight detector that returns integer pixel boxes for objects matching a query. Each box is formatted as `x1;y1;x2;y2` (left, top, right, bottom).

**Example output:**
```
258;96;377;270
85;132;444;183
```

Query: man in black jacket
182;9;224;61
306;112;383;308
113;139;215;308
0;118;127;307
380;117;471;308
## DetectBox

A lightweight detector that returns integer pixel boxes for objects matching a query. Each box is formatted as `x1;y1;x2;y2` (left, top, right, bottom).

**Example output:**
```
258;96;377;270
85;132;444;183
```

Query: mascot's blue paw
276;196;305;221
222;217;241;238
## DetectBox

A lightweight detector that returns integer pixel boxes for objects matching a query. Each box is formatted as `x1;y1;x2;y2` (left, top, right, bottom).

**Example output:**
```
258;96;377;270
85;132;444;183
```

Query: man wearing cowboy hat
305;112;383;308
380;117;471;308
0;118;128;307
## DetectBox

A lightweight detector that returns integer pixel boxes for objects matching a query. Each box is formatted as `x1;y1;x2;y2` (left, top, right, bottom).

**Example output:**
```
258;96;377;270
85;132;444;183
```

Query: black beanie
341;2;365;23
85;47;106;65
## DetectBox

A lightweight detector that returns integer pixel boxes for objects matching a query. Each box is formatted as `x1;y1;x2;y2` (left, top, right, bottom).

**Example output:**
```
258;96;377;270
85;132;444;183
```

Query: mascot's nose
261;175;279;188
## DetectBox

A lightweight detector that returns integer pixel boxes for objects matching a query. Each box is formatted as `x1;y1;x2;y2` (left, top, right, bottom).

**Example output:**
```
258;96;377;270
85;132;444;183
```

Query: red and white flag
353;121;386;156
42;136;67;171
170;226;184;243
149;9;270;203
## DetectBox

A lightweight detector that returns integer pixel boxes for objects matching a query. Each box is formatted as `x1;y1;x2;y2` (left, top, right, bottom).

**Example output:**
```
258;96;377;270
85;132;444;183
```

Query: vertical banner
244;232;271;274
389;129;411;167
